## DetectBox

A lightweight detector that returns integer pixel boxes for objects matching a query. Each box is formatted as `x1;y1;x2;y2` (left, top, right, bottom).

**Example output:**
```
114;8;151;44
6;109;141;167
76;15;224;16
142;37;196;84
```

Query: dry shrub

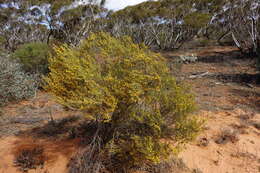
69;152;191;173
69;147;107;173
14;147;45;172
215;127;239;144
0;52;37;106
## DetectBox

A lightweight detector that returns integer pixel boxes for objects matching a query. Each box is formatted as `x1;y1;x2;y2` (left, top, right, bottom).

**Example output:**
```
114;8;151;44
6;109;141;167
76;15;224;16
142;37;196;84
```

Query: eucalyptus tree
0;0;107;49
107;0;219;50
0;5;48;51
229;0;259;57
212;0;259;67
54;4;109;45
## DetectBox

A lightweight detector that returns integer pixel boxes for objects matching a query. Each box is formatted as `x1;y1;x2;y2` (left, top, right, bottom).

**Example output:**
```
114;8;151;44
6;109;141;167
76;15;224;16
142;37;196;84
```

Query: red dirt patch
0;136;80;173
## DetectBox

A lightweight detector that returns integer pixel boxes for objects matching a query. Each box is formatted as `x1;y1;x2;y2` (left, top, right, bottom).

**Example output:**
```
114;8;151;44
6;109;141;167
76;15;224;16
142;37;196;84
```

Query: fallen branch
189;72;211;79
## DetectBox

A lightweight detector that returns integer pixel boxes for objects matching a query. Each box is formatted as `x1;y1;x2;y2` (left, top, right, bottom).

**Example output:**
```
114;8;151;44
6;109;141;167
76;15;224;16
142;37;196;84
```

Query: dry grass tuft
14;146;45;172
215;127;239;144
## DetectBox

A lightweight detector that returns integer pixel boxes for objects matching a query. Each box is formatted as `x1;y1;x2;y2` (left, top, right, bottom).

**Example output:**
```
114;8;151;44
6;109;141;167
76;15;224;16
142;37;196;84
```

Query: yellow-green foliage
44;32;201;168
45;44;115;119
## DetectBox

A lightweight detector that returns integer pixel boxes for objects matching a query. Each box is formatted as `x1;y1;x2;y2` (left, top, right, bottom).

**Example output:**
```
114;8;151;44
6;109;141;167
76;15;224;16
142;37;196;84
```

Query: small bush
0;53;37;106
215;127;239;144
45;32;202;170
14;147;45;172
12;42;51;74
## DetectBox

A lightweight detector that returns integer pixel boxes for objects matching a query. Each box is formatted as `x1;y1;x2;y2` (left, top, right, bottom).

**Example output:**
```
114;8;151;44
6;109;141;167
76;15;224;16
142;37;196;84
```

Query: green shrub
44;32;202;169
0;53;37;106
12;42;51;74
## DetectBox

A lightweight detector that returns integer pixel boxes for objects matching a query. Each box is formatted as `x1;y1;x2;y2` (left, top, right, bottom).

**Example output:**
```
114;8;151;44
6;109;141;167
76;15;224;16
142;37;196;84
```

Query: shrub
12;42;51;74
14;147;45;172
0;53;37;106
44;32;202;170
179;54;198;63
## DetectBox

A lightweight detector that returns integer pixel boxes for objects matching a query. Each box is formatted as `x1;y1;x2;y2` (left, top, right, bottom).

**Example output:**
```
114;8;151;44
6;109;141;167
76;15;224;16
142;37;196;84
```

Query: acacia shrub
12;42;51;74
44;32;202;170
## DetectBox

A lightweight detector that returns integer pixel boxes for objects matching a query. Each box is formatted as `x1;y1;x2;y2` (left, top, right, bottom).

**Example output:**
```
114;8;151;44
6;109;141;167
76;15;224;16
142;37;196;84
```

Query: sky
0;0;149;13
104;0;148;10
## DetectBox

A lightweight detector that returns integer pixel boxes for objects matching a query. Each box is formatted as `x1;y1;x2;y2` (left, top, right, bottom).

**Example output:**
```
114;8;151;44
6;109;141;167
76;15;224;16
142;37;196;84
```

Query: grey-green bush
12;42;50;74
0;53;37;106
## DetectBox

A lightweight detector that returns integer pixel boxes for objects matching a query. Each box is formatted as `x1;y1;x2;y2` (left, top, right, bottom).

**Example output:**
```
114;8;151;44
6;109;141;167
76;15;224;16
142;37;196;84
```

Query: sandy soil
0;46;259;173
173;46;260;173
0;92;83;173
180;110;260;173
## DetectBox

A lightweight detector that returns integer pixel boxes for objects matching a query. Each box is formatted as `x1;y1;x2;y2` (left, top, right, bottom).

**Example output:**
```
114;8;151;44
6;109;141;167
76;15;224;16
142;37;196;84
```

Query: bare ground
0;46;259;173
166;46;260;173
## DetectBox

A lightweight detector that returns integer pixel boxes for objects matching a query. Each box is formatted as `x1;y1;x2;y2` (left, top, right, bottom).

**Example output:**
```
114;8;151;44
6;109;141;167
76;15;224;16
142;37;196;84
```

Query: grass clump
14;147;45;172
45;32;202;171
